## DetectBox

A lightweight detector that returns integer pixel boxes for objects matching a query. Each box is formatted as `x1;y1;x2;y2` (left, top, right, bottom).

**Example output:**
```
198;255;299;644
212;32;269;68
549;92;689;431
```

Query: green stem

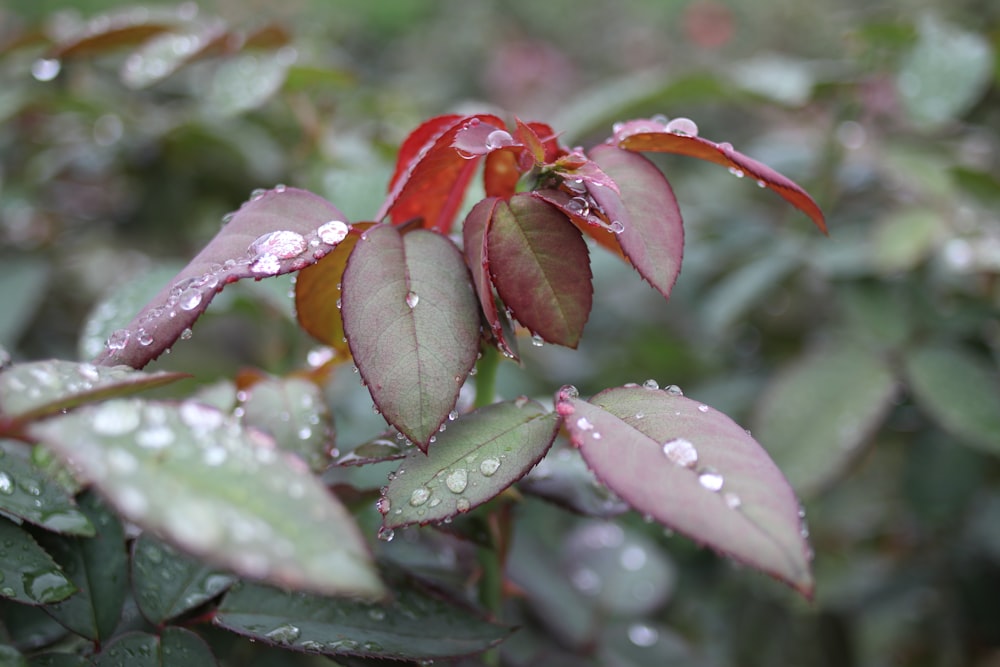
473;346;500;409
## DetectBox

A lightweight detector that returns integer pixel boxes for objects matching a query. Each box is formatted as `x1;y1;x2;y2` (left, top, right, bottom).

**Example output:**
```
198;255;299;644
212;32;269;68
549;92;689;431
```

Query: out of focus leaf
488;195;593;348
342;225;480;449
46;9;174;59
869;208;943;272
0;444;93;536
0;258;48;348
519;445;629;518
203;52;293;117
119;25;228;89
904;343;1000;455
728;54;816;106
0;518;76;606
93;187;349;369
558;384;814;596
380;399;559;529
31;399;383;598
215;579;511;660
752;341;898;495
93;628;216;667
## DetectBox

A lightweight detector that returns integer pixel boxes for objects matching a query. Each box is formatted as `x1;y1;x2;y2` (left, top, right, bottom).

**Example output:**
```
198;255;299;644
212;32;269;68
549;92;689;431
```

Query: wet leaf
518;444;629;518
614;119;826;233
752;341;898;495
380;399;559;529
93;187;350;369
203;51;293;117
530;188;625;260
0;518;76;606
93;628;216;667
215;579;511;660
26;653;91;667
335;432;412;466
488;194;593;347
131;533;235;625
462;198;517;359
0;645;25;667
34;493;126;641
587;144;684;301
46;9;174;59
30;399;383;599
378;114;505;233
0;360;185;423
904;343;1000;455
342;225;480;449
295;222;372;356
120;25;228;89
0;445;93;537
558;384;814;596
239;376;335;472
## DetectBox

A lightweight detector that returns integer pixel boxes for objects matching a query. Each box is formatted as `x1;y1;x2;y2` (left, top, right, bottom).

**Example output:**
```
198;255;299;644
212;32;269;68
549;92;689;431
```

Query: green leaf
31;399;383;599
488;194;593;347
586;145;684;302
0;601;70;654
380;399;560;530
239;376;335;473
558;384;814;596
203;52;292;117
869;208;943;273
0;445;93;537
119;25;228;89
896;15;994;128
35;493;126;640
0;257;48;349
93;187;349;369
752;341;898;495
94;628;216;667
215;579;511;660
131;533;235;625
28;652;101;666
0;360;185;423
342;225;480;449
0;518;76;606
904;343;1000;455
0;645;27;667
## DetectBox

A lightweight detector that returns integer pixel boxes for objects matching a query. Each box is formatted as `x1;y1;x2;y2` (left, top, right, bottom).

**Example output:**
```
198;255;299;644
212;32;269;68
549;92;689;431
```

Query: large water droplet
642;379;659;390
178;288;202;311
479;457;501;476
264;624;301;644
665;117;699;136
250;254;281;276
409;487;431;507
31;58;61;82
405;291;419;308
485;129;515;150
566;196;590;218
698;468;724;491
662;438;698;468
576;417;595;432
445;469;468;493
0;472;13;495
317;220;350;245
249;230;307;262
665;384;683;396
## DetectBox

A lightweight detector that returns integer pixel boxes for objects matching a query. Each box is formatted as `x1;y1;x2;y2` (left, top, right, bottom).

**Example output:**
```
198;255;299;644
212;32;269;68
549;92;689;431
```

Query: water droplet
249;230;307;262
409;487;431;507
93;400;142;436
723;491;742;509
445;469;468;493
756;179;767;188
698;468;724;491
609;220;625;234
0;473;12;495
665;384;683;396
479;457;501;476
456;497;471;512
317;220;350;245
642;379;659;390
31;58;61;82
405;291;419;308
448;410;459;421
136;426;174;449
531;333;544;347
627;623;659;648
560;385;580;399
665;117;699;136
264;624;301;644
136;329;154;346
106;329;130;351
178;288;202;311
108;448;138;474
728;167;746;179
697;404;710;413
180;328;193;340
250;254;281;275
566;196;590;217
376;496;390;515
485;129;515;150
576;417;595;432
662;438;698;468
274;183;287;193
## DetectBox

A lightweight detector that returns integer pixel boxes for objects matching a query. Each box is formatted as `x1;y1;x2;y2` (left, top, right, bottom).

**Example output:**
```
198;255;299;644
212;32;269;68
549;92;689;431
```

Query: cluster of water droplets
561;187;626;236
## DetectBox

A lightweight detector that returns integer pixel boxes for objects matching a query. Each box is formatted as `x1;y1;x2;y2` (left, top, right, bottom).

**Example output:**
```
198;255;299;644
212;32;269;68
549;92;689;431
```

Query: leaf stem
473;346;500;409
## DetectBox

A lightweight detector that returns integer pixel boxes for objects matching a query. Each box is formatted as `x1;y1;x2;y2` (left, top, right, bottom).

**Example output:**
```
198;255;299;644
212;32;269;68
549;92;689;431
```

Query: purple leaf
341;225;480;450
557;384;814;596
462;197;518;359
94;187;350;369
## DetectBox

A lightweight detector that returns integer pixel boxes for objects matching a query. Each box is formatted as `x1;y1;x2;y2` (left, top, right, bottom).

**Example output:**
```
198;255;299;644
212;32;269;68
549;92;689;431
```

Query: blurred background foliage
1;0;999;665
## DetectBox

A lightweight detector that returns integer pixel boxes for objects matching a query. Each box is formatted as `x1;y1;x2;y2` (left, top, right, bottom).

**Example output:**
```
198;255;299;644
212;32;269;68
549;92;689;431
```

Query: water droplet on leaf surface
317;220;350;245
698;468;724;492
93;400;142;436
456;497;471;512
485;129;515;150
479;457;501;476
264;624;301;644
662;438;698;468
665;384;683;396
445;469;468;493
642;379;659;390
405;291;419;308
31;58;61;82
106;329;130;351
627;623;660;648
409;487;431;507
665;117;699;136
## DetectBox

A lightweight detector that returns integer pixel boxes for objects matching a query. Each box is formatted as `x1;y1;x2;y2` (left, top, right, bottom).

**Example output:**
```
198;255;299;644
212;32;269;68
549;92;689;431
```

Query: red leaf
462;198;517;359
378;114;505;233
524;121;562;163
587;145;684;301
483;150;520;199
488;195;592;348
614;119;827;234
530;189;625;260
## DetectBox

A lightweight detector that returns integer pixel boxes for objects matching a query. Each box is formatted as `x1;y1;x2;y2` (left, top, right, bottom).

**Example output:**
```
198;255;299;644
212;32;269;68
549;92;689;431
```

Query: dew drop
662;438;698;468
273;183;287;193
409;487;431;507
698;468;724;492
456;497;471;513
377;526;395;542
698;404;710;413
405;291;419;308
728;167;746;179
249;230;307;261
642;379;659;390
570;567;601;595
250;254;281;276
665;384;683;396
627;623;660;648
576;417;595;432
448;410;459;421
180;327;193;340
619;544;648;571
178;288;202;311
0;473;13;495
609;220;625;234
724;491;742;509
756;179;767;188
31;58;61;82
485;129;515;150
106;329;130;351
566;196;590;217
445;469;468;493
136;329;154;347
479;457;501;476
264;624;301;644
317;220;350;245
136;426;174;449
531;333;544;347
93;400;142;436
665;117;699;136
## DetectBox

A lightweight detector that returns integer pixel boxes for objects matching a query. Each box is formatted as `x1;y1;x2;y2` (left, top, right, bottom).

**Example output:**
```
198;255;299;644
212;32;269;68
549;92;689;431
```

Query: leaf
380;399;559;529
334;432;413;466
488;195;593;347
215;579;511;660
34;493;127;641
0;445;94;537
530;188;626;260
46;9;174;59
614;119;827;233
202;51;293;117
378;114;505;233
93;187;350;369
518;444;629;518
26;652;91;667
119;24;228;89
94;628;216;667
130;534;235;626
751;341;898;495
239;376;335;472
294;222;373;357
0;257;48;348
462;198;518;359
586;145;685;301
904;343;1000;455
0;360;185;423
342;225;480;449
557;384;814;596
869;208;943;273
0;518;76;606
30;399;383;599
